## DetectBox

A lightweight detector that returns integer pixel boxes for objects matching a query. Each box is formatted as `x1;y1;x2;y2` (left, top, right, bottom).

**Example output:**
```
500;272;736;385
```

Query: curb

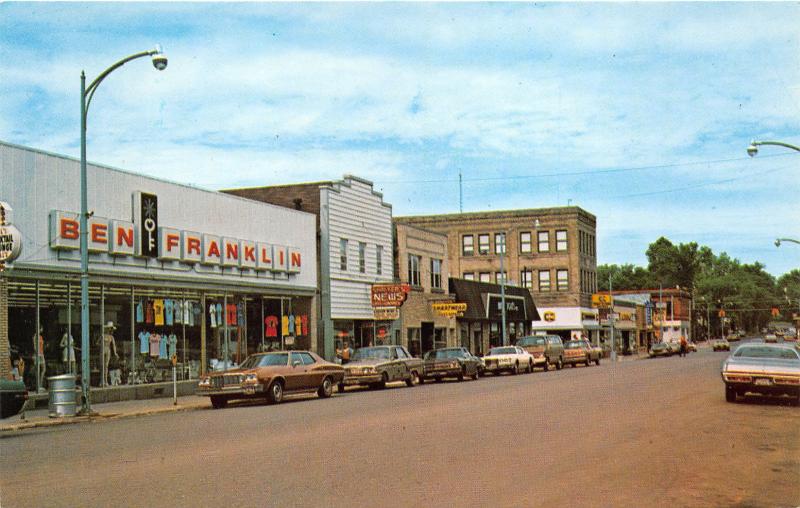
0;402;208;432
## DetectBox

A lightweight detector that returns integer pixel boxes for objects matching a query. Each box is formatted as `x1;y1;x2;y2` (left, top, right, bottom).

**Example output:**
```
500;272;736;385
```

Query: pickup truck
339;345;423;391
563;340;601;367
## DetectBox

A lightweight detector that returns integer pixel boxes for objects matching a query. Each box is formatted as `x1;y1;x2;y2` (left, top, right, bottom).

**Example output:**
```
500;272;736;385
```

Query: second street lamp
79;46;168;414
747;139;800;157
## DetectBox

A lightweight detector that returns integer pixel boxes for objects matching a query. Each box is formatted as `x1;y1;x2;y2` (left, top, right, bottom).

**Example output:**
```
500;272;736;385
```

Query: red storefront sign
370;284;411;308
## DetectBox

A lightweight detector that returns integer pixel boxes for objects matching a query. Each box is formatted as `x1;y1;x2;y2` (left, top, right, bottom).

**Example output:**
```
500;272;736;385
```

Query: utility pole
609;274;615;362
458;169;463;213
659;284;663;342
500;233;507;346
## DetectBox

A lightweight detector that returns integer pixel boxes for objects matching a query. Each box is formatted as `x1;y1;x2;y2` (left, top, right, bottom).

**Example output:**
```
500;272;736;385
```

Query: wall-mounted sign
486;294;527;321
0;201;22;266
135;192;159;258
373;306;400;320
371;284;411;308
581;312;596;321
618;312;633;321
591;294;612;308
432;302;467;317
543;311;556;322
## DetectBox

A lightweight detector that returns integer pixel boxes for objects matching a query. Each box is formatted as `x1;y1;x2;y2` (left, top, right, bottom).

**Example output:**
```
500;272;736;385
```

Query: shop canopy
448;278;539;322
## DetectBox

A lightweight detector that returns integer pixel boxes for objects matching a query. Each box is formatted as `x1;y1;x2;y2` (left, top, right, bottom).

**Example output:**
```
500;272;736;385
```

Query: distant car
649;342;672;358
515;335;565;371
764;334;778;343
721;344;800;404
197;351;345;409
687;342;697;353
340;345;423;391
712;339;730;351
563;340;600;367
482;346;534;375
0;379;28;419
727;334;741;342
421;347;481;383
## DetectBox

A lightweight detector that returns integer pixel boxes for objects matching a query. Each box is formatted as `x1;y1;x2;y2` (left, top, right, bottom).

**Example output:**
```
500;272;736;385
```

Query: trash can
48;374;77;418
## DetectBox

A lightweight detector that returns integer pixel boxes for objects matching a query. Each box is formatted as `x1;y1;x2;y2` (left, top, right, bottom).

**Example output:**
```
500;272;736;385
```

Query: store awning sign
543;311;556;322
431;302;467;317
371;283;411;308
0;201;22;265
373;306;400;320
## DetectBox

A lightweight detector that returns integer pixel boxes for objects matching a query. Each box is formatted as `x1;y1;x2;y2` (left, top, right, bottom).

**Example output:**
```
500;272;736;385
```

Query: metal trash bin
48;374;77;418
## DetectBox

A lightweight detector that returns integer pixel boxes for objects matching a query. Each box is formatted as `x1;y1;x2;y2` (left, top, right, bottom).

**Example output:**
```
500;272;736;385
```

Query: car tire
337;382;346;393
556;358;563;370
471;369;479;381
513;362;520;375
406;370;419;387
527;361;533;374
418;376;425;385
595;358;601;366
379;372;388;389
585;357;591;367
725;385;737;403
267;380;284;404
457;368;465;382
543;360;550;372
318;376;333;398
210;396;227;409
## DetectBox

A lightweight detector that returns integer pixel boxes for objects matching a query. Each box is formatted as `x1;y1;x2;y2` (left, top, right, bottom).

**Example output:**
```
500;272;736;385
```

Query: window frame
478;234;490;255
557;269;569;291
358;241;366;273
538;231;550;252
463;272;475;281
408;254;421;287
494;232;506;254
339;238;348;271
538;270;551;292
556;230;568;252
479;272;491;283
431;258;442;289
520;268;533;289
462;235;474;256
376;245;383;275
520;231;532;253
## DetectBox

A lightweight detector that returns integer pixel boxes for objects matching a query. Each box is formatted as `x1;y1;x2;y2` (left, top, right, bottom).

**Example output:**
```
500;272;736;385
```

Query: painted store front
0;142;317;394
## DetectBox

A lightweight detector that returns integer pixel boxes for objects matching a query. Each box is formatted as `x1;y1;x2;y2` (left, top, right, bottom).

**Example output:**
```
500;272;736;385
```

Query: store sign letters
370;284;411;308
0;201;23;264
49;210;302;274
431;302;467;318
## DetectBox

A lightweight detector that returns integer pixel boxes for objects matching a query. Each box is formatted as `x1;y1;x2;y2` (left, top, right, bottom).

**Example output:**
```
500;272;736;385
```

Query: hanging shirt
209;304;217;328
281;315;290;336
149;334;161;357
159;334;168;359
227;304;237;326
301;315;309;336
237;302;245;327
136;301;144;323
265;316;278;338
153;299;165;326
192;303;201;327
165;299;174;326
168;334;177;358
288;313;296;335
295;316;302;336
215;303;223;327
174;300;182;325
139;331;150;354
145;300;154;324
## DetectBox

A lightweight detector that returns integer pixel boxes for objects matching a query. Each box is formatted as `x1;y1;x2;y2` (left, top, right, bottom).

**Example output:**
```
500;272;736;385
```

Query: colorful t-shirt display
288;313;296;335
265;316;278;338
168;334;177;358
209;304;217;328
165;299;174;326
136;301;144;323
281;315;290;337
153;299;164;326
295;316;302;336
301;315;309;336
159;334;168;359
149;333;160;357
138;331;150;354
215;304;223;327
145;301;154;324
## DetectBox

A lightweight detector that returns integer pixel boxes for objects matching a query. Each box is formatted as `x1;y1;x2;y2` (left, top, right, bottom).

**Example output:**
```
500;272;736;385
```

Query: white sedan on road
482;346;534;375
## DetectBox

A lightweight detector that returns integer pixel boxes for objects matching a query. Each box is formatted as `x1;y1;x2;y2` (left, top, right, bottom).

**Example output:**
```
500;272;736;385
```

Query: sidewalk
0;394;209;432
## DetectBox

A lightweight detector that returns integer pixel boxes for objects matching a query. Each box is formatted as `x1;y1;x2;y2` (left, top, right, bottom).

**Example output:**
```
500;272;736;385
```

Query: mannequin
102;322;119;386
60;329;76;374
32;327;45;390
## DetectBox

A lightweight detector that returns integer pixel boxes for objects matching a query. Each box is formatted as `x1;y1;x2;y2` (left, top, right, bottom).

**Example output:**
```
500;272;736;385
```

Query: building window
556;230;568;251
463;272;475;281
538;231;549;252
557;269;569;291
408;254;421;286
495;271;507;284
478;234;490;255
495;233;506;254
431;258;442;289
591;235;596;257
538;270;551;292
520;232;531;253
340;239;348;271
479;272;491;283
376;245;383;275
358;242;366;273
520;268;533;288
462;235;474;256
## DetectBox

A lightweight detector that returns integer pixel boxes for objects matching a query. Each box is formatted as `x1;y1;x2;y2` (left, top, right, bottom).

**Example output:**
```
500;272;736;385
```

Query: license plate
244;386;256;394
754;378;772;386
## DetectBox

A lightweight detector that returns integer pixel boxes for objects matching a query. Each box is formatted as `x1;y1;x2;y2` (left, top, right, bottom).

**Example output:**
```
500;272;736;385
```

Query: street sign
432;302;467;317
592;294;612;307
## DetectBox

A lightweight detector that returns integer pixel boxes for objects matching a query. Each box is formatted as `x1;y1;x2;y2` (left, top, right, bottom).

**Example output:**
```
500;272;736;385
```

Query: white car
482;346;534;375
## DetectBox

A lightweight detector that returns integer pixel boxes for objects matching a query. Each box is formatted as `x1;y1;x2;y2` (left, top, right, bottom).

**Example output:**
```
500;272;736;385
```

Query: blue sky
1;2;798;276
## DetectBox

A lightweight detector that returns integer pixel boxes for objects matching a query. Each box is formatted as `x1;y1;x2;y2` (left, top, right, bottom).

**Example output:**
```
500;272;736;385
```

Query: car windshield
733;346;799;360
488;347;516;355
239;353;289;368
425;349;464;360
517;337;546;346
353;347;392;360
565;341;583;348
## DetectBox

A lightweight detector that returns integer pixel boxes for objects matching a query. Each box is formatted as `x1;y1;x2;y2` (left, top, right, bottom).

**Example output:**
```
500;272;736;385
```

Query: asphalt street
1;349;798;507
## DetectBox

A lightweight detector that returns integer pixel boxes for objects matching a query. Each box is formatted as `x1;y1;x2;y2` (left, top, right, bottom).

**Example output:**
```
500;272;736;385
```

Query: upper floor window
520;232;532;253
556;230;568;252
462;235;474;256
478;234;490;255
376;245;383;275
463;272;475;281
340;239;348;271
557;269;569;291
431;258;442;289
538;231;549;252
538;270;551;292
358;242;366;273
479;272;491;283
495;271;507;284
495;233;506;254
408;254;421;286
520;268;533;289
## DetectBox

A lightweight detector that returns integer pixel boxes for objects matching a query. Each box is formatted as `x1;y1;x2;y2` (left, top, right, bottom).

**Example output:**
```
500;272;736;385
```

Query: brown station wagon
197;351;345;408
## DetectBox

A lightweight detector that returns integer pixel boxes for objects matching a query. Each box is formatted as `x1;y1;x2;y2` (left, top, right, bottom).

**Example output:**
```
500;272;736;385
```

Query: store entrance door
421;322;434;355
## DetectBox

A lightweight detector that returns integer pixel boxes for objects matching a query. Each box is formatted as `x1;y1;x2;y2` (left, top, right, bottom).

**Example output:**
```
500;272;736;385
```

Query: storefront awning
448;278;539;321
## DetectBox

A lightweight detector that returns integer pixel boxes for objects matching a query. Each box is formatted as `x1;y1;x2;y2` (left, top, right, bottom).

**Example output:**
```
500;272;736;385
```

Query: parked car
648;342;672;357
727;334;741;342
197;351;345;409
764;334;778;343
563;340;600;367
340;345;423;391
420;347;481;383
515;335;564;371
721;344;800;404
482;346;534;375
712;339;730;351
687;342;697;353
0;379;28;419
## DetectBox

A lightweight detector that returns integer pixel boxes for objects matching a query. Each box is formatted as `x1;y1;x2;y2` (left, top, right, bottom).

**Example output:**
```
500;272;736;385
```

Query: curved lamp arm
84;48;162;118
747;140;800;157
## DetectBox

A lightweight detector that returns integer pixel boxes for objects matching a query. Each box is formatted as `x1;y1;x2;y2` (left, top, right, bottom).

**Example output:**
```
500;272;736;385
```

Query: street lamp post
79;46;167;414
746;139;800;157
775;238;800;247
499;233;507;346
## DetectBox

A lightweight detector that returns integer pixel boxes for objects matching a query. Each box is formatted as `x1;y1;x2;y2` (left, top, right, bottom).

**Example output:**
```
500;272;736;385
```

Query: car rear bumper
342;375;383;386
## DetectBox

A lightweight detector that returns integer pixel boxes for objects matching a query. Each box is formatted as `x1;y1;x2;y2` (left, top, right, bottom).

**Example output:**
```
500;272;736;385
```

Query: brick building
395;207;598;342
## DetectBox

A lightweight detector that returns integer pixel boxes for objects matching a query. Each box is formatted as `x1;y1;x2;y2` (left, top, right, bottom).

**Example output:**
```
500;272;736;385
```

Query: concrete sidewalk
0;395;210;432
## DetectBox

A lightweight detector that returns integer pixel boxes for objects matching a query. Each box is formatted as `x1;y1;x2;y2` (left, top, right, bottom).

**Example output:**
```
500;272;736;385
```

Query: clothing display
145;300;154;324
136;301;144;324
165;299;174;326
265;316;278;338
237;302;244;327
60;333;76;362
288;313;296;335
215;303;223;326
153;299;165;326
149;333;160;357
159;334;168;360
227;304;237;326
301;315;309;336
295;316;302;337
138;331;150;354
281;315;289;336
168;334;177;359
209;304;217;328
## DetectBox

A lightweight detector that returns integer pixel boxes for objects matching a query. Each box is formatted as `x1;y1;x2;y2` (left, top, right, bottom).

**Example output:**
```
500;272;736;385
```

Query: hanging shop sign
431;302;467;317
543;311;556;322
0;201;23;266
48;193;303;275
581;312;596;321
591;294;612;308
370;284;411;308
373;306;400;320
485;294;527;321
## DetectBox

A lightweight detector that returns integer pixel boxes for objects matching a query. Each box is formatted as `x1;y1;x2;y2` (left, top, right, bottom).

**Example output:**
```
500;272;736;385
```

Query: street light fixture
79;45;167;414
746;139;800;157
775;238;800;247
